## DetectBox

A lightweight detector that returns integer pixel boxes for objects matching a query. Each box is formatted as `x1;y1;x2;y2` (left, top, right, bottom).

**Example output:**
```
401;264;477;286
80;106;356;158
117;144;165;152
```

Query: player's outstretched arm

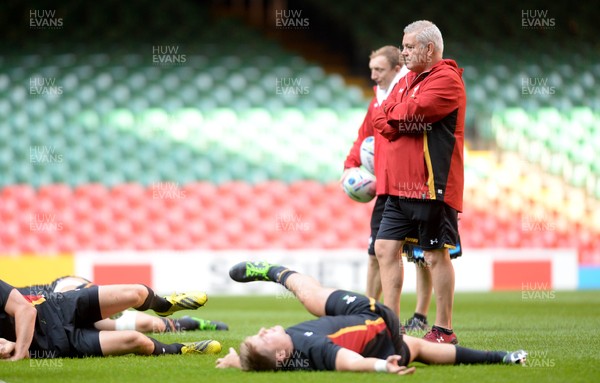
4;288;37;360
216;347;241;369
334;347;416;375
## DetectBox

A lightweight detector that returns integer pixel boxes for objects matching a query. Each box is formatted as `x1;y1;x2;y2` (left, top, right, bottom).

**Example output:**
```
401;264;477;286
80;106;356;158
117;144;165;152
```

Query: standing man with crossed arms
341;45;408;301
373;20;466;344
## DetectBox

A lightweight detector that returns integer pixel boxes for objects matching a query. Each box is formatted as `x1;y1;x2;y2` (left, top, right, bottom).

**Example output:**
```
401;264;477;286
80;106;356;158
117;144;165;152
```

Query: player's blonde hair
369;45;402;68
239;339;277;371
404;20;444;54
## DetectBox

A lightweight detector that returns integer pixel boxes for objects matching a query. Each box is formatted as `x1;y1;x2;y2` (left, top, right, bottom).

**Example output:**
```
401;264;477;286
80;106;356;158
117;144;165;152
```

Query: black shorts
325;290;411;366
33;286;103;358
404;234;463;265
368;195;388;256
376;197;459;251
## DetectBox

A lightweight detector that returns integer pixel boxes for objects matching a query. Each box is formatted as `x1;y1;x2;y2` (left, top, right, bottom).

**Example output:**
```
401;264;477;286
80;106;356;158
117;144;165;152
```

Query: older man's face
402;32;429;73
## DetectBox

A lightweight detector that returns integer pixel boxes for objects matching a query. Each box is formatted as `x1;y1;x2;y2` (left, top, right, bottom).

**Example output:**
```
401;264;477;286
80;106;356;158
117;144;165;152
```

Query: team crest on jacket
342;294;357;304
411;85;420;97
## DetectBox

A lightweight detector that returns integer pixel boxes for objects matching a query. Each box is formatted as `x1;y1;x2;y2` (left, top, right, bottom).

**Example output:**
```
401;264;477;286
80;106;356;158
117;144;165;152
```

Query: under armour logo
436;337;444;343
304;332;313;337
430;238;439;245
342;295;357;304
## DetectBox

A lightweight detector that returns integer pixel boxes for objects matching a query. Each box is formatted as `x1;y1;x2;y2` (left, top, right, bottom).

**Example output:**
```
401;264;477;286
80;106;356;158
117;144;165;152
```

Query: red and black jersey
373;59;466;212
1;279;103;358
17;275;93;298
282;290;403;371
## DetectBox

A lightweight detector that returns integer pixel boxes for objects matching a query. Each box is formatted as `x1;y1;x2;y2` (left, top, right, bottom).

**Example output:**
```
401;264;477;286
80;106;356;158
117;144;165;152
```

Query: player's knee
423;249;448;266
374;240;392;260
368;256;380;269
123;331;151;350
123;285;149;306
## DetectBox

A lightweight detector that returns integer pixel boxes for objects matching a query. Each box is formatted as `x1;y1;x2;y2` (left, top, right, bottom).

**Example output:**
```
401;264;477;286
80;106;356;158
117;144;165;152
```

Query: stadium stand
0;0;598;268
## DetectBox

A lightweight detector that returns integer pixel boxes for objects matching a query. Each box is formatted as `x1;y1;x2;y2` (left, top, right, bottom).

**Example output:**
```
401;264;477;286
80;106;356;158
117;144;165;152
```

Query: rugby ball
342;167;376;203
360;136;375;174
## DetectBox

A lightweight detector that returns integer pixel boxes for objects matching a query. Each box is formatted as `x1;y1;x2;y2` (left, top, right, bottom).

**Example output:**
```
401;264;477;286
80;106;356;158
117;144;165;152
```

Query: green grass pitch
2;291;599;383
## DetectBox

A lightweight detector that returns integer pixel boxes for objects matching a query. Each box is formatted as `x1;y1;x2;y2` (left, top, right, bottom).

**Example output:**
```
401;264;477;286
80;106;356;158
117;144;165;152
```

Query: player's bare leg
99;330;221;356
94;312;168;332
414;264;432;318
229;261;335;317
424;248;454;330
99;330;155;356
97;284;207;320
403;335;527;365
366;255;382;300
283;272;335;317
94;311;228;333
374;239;404;315
97;284;156;319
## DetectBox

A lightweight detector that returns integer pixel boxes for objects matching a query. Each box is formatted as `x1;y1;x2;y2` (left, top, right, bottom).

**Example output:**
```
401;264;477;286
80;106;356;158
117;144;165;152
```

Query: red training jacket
372;59;465;212
343;87;391;196
343;86;376;170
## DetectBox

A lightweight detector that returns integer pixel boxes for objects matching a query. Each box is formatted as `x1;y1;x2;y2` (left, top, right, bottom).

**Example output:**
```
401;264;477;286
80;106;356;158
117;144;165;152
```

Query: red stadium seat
186;220;208;244
217;181;255;206
2;185;36;210
183;182;218;203
132;232;157;250
37;184;73;211
74;184;110;208
0;198;19;222
73;220;97;250
113;183;146;209
0;222;20;253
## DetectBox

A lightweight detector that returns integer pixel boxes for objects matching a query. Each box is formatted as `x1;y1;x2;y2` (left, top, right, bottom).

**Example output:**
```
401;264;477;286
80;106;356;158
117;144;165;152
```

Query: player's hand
385;355;416;375
216;347;241;369
0;338;16;360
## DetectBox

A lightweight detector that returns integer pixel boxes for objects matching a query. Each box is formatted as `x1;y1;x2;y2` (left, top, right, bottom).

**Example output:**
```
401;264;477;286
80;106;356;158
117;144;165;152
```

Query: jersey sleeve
301;337;342;371
287;326;342;371
343;97;377;169
385;68;464;131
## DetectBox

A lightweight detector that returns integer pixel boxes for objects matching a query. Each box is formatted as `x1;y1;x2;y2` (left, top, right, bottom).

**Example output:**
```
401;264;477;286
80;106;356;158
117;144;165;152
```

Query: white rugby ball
360;136;375;174
342;167;376;203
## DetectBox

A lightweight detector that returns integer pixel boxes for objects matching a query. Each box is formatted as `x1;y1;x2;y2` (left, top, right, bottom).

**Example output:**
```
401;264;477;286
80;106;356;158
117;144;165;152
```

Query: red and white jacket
343;68;408;196
372;59;466;212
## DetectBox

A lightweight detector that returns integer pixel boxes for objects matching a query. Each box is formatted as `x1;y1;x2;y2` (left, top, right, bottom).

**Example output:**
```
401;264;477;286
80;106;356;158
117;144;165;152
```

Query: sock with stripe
135;285;171;313
149;338;183;355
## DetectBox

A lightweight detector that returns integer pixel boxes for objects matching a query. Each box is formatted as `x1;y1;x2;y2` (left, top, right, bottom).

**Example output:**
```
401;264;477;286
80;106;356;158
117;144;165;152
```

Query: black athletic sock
267;266;297;286
149;338;183;355
454;346;506;365
433;325;453;335
161;318;175;332
413;312;427;322
135;285;171;313
172;317;200;331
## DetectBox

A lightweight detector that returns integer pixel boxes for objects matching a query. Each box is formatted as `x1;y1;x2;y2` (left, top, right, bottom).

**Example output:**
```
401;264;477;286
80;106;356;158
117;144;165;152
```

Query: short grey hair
404;20;444;55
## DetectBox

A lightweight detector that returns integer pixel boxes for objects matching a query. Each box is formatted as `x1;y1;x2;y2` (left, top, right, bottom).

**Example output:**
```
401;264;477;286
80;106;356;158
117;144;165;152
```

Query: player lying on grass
216;261;527;373
0;279;221;360
19;276;228;332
